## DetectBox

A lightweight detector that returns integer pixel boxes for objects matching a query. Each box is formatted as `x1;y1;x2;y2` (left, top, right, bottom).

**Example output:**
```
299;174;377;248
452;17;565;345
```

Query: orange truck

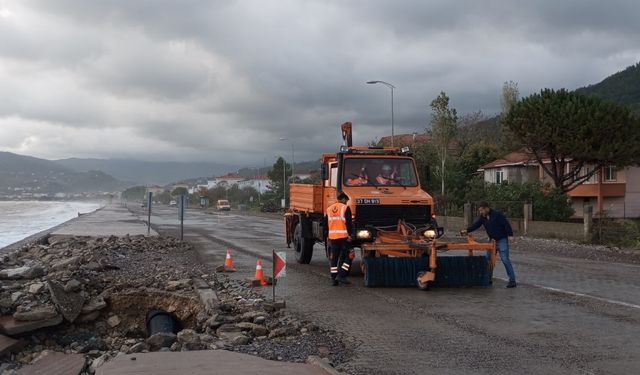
284;122;496;289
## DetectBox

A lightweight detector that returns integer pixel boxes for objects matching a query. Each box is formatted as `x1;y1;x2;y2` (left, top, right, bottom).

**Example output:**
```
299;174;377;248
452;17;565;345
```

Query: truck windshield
343;158;418;187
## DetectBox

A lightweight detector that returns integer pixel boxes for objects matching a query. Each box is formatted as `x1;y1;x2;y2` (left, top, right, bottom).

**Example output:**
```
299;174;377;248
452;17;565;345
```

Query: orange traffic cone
216;249;237;272
225;250;235;268
251;260;268;287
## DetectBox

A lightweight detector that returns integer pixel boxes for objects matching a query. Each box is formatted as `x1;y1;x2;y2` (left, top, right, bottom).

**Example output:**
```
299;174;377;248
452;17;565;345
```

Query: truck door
324;162;338;208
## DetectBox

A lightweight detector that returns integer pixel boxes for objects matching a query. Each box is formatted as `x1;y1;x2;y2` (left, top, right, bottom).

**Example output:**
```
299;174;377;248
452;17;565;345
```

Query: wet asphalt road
132;205;640;375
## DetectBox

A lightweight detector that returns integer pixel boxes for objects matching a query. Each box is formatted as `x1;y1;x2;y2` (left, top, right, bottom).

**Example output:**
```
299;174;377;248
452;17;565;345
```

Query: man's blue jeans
492;238;516;282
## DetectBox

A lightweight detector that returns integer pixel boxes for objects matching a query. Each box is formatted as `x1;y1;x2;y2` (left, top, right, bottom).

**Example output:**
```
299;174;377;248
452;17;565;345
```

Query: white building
238;176;271;194
207;173;245;190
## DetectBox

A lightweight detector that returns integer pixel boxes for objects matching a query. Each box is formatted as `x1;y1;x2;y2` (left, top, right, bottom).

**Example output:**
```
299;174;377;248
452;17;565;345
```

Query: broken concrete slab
96;350;329;375
81;296;107;314
0;265;44;280
76;310;101;323
13;305;59;321
16;351;85;375
195;287;218;314
48;280;84;322
166;279;191;291
236;322;268;336
50;256;81;271
0;334;27;357
47;235;73;246
64;279;82;292
28;282;45;294
11;291;24;303
106;315;121;328
0;315;63;335
216;325;249;345
190;277;209;289
146;332;177;350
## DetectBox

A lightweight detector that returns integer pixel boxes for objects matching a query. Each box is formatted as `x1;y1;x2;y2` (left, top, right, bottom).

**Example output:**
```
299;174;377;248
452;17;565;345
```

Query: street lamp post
279;138;295;209
366;80;396;147
279;138;295;179
282;157;286;208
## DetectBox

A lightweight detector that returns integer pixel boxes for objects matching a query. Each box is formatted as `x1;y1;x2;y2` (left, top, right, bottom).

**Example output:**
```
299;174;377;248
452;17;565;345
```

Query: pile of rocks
0;235;350;374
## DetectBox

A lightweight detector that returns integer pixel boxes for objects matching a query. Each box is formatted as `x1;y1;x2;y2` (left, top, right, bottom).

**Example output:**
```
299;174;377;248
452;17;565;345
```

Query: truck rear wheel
293;223;314;264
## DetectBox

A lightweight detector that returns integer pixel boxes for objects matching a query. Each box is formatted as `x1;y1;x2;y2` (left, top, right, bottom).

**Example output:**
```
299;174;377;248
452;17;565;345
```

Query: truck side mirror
424;166;431;182
321;164;328;180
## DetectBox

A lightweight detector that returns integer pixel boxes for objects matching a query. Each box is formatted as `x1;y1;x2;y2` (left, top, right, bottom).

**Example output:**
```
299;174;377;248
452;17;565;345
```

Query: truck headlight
356;230;372;239
423;229;437;239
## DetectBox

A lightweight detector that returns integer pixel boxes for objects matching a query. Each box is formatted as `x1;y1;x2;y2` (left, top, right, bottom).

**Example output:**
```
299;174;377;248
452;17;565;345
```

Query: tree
122;186;147;201
500;80;519;115
504;89;640;193
206;185;227;203
267;157;291;201
456;110;489;151
171;187;188;196
499;80;521;152
155;190;171;204
429;91;458;209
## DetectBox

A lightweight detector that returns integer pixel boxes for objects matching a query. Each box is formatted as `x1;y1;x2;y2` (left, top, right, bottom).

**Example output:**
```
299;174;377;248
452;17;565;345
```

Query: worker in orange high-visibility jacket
323;192;354;286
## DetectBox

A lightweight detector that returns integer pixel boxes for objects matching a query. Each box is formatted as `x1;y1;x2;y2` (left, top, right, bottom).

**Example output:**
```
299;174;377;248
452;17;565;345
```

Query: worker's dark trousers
329;239;352;280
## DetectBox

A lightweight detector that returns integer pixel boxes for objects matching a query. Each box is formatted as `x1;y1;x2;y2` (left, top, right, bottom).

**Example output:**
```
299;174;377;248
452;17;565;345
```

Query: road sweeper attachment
284;121;497;289
360;222;496;289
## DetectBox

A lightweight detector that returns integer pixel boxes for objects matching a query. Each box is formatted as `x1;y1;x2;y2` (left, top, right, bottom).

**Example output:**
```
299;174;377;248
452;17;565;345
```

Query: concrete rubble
0;234;350;374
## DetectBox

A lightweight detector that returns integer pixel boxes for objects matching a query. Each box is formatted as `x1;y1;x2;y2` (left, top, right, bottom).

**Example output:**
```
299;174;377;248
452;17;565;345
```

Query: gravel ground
514;236;640;264
0;234;351;374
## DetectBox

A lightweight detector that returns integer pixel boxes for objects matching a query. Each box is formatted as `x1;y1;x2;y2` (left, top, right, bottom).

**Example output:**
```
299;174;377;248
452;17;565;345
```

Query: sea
0;201;104;249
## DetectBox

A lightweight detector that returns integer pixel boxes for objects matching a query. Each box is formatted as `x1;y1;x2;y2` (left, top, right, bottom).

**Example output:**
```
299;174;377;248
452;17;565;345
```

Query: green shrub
464;181;574;221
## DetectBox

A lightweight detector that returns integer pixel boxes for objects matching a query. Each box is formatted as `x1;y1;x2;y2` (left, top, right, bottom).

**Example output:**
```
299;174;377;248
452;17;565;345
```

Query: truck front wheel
293;223;314;264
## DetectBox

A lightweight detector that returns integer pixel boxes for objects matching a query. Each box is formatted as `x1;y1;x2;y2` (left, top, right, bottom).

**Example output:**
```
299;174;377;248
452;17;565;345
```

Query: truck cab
285;122;440;264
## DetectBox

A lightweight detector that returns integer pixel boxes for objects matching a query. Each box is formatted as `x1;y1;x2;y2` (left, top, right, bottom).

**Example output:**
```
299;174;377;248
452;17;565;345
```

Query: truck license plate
356;198;380;204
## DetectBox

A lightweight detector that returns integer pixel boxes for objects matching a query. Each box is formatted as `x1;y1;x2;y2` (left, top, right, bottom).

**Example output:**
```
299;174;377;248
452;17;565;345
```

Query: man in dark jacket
461;202;517;288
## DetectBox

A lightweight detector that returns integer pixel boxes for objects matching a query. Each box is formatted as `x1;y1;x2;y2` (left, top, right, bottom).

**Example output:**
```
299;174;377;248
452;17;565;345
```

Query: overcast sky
1;1;639;167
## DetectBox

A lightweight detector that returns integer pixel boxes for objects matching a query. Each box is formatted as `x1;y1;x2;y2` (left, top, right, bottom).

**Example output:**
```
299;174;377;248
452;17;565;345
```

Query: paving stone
95;350;328;375
16;351;85;375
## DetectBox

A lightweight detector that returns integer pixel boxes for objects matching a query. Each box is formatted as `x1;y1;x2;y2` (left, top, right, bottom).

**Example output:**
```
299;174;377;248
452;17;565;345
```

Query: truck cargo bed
289;184;324;213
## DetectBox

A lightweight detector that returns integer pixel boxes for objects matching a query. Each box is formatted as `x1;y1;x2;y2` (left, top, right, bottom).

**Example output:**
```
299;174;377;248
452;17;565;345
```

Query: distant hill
55;158;234;186
237;160;320;179
576;62;640;114
0;152;125;193
457;115;501;147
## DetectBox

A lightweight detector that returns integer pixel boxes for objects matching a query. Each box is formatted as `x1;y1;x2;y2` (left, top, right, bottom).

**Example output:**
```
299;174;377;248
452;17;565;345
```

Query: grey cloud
1;0;639;166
